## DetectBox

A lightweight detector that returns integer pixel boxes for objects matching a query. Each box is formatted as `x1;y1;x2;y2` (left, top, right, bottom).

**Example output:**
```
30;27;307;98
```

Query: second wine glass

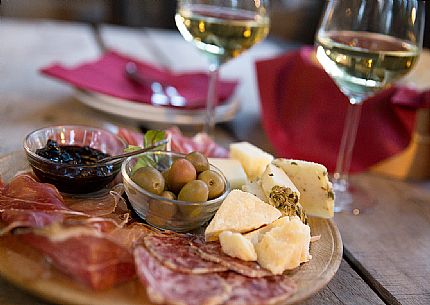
175;0;270;134
315;0;425;211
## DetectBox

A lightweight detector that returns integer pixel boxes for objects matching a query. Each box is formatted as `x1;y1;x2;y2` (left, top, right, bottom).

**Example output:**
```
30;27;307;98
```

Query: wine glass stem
333;102;363;191
204;64;220;135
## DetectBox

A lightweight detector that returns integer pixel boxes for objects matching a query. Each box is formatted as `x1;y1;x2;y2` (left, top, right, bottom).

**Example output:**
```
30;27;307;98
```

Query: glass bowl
24;125;127;194
122;151;230;232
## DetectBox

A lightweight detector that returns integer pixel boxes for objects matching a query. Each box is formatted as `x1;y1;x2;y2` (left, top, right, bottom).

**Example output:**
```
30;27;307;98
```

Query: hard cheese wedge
219;231;257;261
230;142;274;181
244;216;290;246
204;189;282;241
241;179;267;202
208;158;248;189
255;216;311;274
273;159;334;218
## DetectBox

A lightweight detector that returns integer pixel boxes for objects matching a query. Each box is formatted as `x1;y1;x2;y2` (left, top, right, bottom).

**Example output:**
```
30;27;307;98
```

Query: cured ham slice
109;222;160;250
20;224;135;290
2;175;64;207
221;272;297;305
134;245;231;305
191;236;272;278
144;233;227;274
166;127;229;158
0;175;85;232
63;184;127;217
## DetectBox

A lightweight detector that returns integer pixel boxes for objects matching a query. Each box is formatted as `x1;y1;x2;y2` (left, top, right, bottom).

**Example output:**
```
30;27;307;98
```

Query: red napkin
256;47;429;173
41;51;238;110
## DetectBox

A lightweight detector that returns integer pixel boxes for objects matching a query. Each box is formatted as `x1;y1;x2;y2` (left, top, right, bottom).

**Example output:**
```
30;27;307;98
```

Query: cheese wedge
255;217;311;274
241;179;267;202
208;158;248;189
204;189;282;241
219;231;257;261
273;159;334;218
230;142;274;181
261;163;306;223
244;216;290;246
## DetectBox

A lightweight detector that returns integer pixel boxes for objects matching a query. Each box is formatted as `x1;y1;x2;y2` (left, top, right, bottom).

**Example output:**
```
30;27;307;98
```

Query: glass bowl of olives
24;125;127;194
122;151;230;232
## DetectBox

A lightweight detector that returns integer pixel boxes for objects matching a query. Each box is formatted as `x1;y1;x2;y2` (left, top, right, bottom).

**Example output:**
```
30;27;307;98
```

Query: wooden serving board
0;152;343;305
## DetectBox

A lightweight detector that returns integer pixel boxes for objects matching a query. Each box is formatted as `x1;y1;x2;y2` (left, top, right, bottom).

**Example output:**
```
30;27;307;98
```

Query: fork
125;62;186;107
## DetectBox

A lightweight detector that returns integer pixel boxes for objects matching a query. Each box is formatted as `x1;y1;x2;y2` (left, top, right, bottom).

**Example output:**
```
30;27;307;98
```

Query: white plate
74;89;241;125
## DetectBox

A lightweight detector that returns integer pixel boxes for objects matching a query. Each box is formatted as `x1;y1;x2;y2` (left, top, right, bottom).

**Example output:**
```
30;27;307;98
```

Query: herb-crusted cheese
261;164;307;223
204;190;281;241
230;142;274;181
242;179;267;202
272;159;334;218
219;231;257;261
208;158;248;189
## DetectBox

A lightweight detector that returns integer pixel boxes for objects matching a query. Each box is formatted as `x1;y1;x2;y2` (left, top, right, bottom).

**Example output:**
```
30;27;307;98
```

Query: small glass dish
122;151;230;232
24;125;127;194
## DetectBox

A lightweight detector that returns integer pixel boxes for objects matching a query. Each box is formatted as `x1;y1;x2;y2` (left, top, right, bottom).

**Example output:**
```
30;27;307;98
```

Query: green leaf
144;130;166;148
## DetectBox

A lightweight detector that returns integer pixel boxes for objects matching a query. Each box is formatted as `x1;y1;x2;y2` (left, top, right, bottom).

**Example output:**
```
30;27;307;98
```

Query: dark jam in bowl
31;139;119;194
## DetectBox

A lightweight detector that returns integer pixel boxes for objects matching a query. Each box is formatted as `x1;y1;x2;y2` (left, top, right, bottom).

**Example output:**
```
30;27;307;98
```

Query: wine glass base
333;181;374;215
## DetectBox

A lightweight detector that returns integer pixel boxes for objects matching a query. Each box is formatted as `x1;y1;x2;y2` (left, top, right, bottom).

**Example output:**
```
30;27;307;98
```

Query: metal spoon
97;138;169;164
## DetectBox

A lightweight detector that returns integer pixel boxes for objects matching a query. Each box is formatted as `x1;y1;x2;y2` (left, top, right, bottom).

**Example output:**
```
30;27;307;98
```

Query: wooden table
0;18;429;305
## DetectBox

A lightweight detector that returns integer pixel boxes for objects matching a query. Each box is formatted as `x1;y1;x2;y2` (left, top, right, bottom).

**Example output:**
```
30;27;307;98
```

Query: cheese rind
230;142;274;181
219;231;257;261
204;189;282;241
255;217;311;274
208;158;248;190
272;159;334;218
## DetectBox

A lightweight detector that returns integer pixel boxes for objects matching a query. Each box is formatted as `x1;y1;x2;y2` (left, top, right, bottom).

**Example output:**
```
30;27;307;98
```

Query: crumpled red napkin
256;47;429;173
41;51;238;110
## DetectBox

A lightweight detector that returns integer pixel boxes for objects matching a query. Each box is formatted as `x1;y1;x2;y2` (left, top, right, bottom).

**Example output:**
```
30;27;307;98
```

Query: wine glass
175;0;270;134
315;0;425;211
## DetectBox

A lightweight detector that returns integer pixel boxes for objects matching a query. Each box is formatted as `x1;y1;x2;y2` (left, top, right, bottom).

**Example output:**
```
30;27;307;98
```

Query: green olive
132;166;165;195
160;190;177;200
198;170;225;199
178;180;209;202
168;158;197;193
185;151;209;173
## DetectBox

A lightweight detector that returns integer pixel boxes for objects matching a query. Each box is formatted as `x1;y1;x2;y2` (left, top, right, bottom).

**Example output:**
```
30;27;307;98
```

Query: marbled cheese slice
273;159;334;218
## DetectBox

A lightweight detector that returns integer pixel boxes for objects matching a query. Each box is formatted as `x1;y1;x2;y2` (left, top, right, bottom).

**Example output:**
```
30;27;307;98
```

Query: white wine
175;4;269;65
316;31;419;101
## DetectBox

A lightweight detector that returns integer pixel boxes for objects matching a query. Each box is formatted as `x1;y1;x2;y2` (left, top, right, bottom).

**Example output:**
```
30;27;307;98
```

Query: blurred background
1;0;428;47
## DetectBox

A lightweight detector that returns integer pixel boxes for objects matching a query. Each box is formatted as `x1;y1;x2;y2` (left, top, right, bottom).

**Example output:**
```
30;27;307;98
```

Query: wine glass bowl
175;0;270;133
315;0;425;211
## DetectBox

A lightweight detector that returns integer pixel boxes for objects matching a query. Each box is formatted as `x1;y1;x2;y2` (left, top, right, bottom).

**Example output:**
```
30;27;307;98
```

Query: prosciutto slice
134;245;231;305
166;127;229;158
0;175;85;232
20;224;135;290
144;233;227;274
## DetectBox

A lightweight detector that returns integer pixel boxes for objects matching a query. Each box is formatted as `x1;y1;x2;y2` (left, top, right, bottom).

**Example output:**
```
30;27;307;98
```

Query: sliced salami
191;236;272;278
134;245;231;305
144;233;227;274
221;272;297;305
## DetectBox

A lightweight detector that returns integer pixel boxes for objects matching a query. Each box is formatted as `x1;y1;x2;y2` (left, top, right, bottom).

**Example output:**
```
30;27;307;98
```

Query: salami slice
134;245;231;305
221;272;297;305
144;233;227;274
191;236;272;278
